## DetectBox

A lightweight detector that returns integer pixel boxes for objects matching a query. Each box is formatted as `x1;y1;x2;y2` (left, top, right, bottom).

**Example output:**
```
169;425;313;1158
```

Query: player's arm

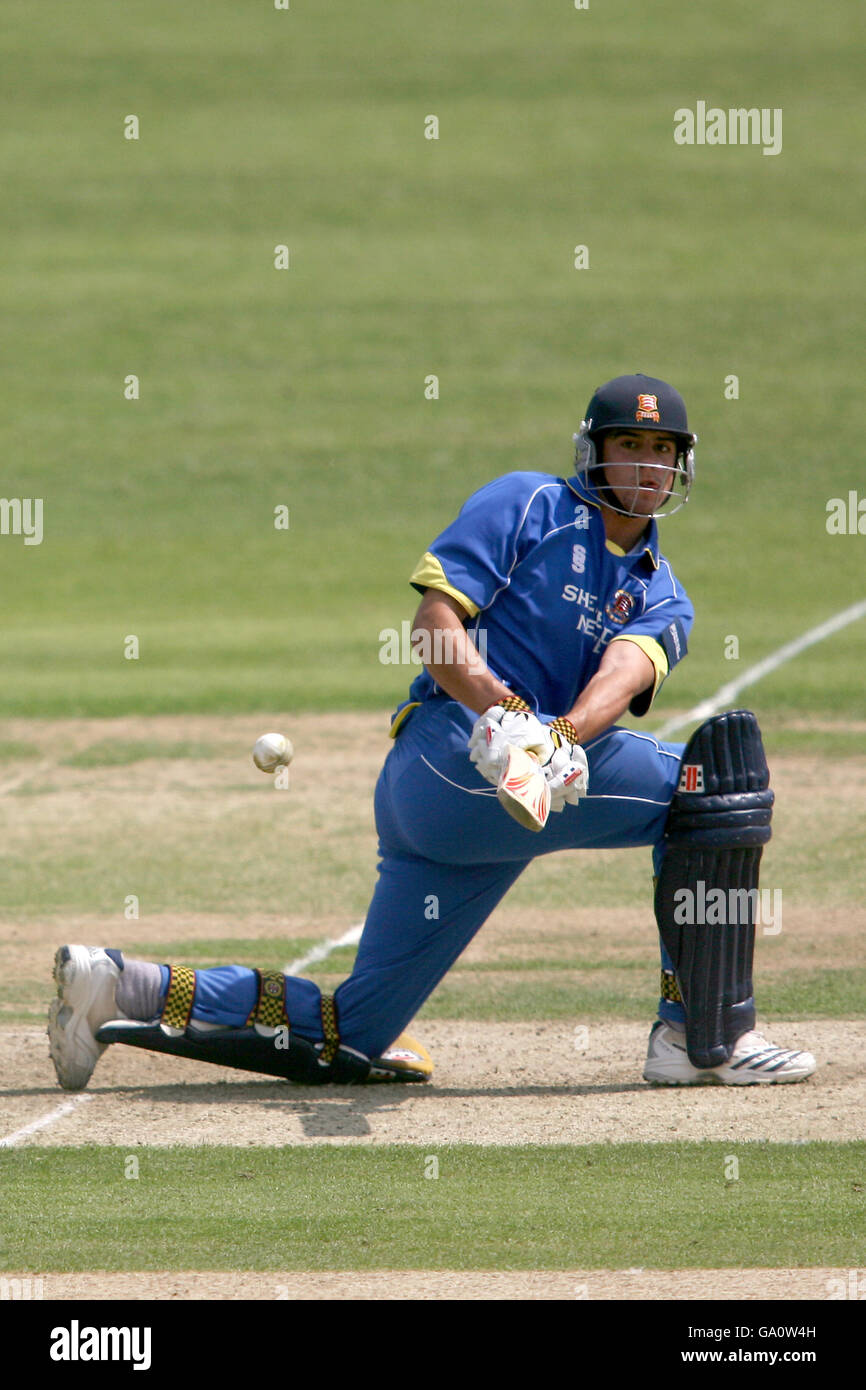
416;587;575;820
411;588;512;714
561;639;656;745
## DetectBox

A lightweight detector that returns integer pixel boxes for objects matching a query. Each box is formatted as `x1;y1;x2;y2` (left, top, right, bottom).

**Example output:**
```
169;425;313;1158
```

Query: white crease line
0;1094;93;1148
0;758;57;797
654;597;866;741
284;923;364;975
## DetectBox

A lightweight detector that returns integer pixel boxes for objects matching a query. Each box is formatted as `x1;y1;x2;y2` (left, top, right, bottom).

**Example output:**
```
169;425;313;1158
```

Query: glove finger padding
468;700;550;786
543;718;589;811
544;744;589;810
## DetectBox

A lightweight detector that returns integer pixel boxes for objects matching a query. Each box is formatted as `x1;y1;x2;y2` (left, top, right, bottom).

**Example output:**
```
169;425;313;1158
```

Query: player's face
600;430;679;516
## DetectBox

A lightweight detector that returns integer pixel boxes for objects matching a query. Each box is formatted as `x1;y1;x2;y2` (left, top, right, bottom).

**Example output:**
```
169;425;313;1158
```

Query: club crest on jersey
635;393;660;423
604;589;635;625
678;763;705;793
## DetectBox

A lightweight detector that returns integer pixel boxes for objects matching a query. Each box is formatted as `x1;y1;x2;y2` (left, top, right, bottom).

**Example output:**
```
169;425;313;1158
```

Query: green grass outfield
1;1144;863;1272
1;0;864;716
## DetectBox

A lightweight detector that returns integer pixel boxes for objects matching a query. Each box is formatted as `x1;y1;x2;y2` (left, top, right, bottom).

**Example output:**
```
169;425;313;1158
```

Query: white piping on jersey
658;557;682;599
490;481;680;611
584;727;683;757
639;564;683;615
539;518;594;543
617;562;682;623
583;793;674;807
420;754;498;796
465;481;568;648
482;481;566;610
421;750;672;810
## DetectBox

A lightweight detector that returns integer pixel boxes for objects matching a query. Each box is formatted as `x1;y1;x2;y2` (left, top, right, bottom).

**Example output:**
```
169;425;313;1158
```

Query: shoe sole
644;1063;816;1086
368;1031;434;1083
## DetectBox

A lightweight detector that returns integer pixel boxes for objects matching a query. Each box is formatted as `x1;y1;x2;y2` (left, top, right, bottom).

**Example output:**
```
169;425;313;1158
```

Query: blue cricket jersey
401;471;693;721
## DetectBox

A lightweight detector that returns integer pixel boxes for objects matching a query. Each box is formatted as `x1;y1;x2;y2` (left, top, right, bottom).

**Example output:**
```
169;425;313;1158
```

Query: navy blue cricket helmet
573;373;697;517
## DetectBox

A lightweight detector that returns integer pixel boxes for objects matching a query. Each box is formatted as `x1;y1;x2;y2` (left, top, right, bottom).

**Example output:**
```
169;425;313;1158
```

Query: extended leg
96;850;523;1080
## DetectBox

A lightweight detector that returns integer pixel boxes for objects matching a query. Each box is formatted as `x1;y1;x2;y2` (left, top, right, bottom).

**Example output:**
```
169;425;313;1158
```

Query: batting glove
468;696;549;786
538;717;589;812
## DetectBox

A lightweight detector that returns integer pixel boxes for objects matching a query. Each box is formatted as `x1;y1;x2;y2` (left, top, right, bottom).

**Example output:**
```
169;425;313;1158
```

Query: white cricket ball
252;732;294;774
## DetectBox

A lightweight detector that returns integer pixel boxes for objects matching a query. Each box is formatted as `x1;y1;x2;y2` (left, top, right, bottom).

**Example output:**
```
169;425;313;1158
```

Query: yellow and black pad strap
245;970;288;1029
319;993;341;1066
660;969;683;1004
161;965;196;1030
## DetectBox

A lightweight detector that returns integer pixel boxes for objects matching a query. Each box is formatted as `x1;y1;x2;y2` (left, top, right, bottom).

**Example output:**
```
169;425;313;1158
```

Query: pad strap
660;969;683;1004
161;965;196;1031
320;993;341;1066
102;969;373;1084
245;970;289;1029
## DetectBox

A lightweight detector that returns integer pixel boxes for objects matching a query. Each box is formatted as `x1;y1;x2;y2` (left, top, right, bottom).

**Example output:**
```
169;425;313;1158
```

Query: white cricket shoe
643;1020;816;1086
48;945;126;1091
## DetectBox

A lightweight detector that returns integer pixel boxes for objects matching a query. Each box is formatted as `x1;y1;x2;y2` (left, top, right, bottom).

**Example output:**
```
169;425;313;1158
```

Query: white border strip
0;1094;93;1148
654;598;866;740
284;923;364;975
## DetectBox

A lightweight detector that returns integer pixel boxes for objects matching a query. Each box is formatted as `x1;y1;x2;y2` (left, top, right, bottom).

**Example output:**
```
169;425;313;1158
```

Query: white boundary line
0;1094;93;1148
0;759;58;797
654;598;866;741
284;922;364;975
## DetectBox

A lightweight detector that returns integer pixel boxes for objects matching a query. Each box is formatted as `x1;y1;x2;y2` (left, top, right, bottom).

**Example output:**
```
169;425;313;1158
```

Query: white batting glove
538;717;589;812
468;697;549;786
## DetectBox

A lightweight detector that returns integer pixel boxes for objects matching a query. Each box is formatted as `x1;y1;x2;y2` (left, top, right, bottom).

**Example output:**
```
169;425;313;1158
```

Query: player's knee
665;710;773;848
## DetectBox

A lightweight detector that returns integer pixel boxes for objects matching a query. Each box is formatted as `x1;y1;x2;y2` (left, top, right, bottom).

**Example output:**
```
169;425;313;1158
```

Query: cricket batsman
48;374;816;1090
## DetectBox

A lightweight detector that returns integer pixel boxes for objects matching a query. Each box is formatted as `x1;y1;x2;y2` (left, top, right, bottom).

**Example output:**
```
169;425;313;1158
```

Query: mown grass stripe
1;1143;863;1272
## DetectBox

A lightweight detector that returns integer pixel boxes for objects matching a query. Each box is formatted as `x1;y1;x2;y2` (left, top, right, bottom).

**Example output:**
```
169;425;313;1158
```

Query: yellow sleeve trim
609;634;669;714
409;551;480;618
389;702;421;739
